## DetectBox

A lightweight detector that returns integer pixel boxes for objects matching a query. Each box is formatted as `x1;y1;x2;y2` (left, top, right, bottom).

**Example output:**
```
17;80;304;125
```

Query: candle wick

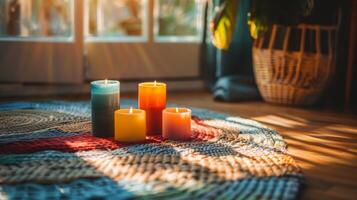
176;107;179;113
154;80;157;86
104;79;108;84
129;107;133;114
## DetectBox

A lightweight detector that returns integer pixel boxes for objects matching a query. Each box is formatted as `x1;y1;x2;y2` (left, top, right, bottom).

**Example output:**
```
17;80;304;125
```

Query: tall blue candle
91;80;120;137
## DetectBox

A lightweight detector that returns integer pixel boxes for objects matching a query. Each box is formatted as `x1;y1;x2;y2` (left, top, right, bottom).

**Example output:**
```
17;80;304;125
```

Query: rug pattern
0;100;302;200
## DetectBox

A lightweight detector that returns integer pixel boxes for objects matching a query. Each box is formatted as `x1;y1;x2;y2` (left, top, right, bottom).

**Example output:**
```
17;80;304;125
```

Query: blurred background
0;0;356;112
0;0;203;85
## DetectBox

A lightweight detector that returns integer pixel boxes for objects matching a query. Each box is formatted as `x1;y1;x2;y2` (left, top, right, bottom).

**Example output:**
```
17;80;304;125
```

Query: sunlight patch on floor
252;115;307;128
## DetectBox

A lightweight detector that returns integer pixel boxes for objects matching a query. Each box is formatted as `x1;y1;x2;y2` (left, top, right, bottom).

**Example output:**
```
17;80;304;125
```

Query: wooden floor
165;91;357;200
2;91;357;200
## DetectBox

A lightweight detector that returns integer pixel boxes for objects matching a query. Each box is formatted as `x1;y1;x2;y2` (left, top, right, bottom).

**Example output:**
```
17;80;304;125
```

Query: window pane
156;0;202;38
86;0;145;38
0;0;73;38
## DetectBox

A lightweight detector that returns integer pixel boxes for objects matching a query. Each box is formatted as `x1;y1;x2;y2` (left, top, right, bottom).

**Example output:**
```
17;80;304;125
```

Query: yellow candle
138;81;166;135
162;107;192;140
114;107;146;142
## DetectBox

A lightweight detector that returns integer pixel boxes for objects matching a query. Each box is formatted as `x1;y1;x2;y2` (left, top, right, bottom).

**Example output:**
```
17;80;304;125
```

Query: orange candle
138;81;166;136
114;107;146;142
163;107;192;140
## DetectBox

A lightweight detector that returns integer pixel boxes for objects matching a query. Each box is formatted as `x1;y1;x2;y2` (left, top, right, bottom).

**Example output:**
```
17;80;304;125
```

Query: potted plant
210;0;340;105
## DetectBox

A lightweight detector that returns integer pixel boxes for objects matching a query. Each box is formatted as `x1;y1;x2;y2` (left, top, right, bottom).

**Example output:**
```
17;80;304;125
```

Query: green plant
210;0;238;49
210;0;315;49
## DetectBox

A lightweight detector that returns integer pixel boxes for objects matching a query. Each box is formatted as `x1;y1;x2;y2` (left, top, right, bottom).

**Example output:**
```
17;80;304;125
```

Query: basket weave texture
253;24;337;105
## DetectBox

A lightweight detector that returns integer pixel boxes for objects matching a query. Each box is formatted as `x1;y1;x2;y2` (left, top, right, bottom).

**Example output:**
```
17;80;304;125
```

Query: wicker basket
253;24;338;105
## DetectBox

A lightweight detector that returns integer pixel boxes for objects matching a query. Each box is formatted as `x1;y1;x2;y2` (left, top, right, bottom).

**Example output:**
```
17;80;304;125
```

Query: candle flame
104;79;108;84
129;107;133;114
154;80;157;86
175;107;179;113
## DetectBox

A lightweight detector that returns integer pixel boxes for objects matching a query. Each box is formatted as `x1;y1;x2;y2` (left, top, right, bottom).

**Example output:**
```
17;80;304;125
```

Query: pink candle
162;107;192;140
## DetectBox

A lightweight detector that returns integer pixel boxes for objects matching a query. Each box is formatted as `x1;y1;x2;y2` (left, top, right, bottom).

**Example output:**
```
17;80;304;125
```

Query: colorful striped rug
0;100;303;200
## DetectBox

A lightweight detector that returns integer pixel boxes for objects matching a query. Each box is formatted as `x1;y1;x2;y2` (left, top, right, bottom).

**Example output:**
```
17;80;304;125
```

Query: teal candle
91;80;120;137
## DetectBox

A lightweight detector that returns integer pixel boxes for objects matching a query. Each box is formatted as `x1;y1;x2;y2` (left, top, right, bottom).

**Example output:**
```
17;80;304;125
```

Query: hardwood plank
167;91;357;200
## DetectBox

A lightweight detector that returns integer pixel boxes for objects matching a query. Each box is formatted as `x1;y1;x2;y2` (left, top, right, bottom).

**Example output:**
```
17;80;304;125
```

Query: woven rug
0;100;303;200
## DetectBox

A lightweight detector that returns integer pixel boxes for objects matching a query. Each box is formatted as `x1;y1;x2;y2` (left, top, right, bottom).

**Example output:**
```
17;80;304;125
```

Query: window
85;0;147;42
155;0;203;42
0;0;74;41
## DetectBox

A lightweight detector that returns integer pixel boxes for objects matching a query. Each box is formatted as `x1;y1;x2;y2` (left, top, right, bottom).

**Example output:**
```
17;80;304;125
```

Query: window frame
0;0;76;43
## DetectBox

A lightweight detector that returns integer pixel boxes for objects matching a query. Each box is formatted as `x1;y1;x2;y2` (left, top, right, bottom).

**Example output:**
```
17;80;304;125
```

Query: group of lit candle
91;80;192;142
